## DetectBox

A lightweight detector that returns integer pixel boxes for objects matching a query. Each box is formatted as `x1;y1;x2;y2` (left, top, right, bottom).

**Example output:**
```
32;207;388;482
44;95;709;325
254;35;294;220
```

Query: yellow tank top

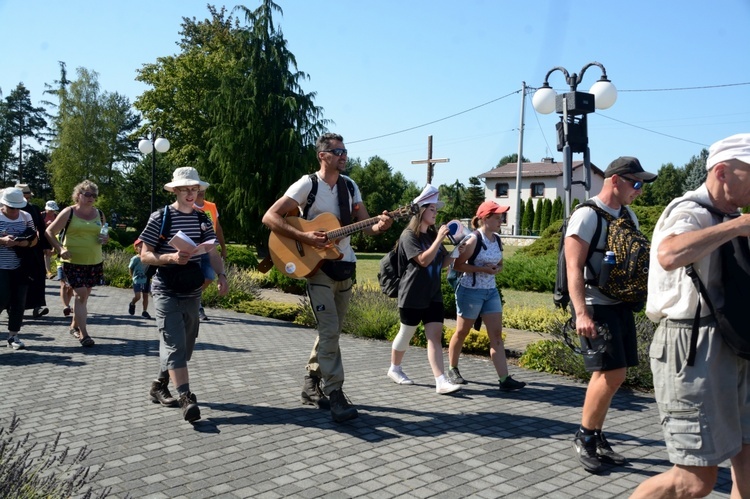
62;212;103;265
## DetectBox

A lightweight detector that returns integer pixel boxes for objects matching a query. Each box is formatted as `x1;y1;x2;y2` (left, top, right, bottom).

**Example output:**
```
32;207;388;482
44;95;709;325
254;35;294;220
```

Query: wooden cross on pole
411;135;449;185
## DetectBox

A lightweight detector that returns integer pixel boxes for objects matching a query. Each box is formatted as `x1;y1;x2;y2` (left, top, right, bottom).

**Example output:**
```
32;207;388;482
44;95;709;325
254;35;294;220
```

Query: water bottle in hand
599;250;615;287
99;222;109;244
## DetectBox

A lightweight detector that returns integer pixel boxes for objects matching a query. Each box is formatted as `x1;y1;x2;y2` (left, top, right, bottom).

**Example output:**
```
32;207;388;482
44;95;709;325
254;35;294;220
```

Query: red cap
476;201;509;218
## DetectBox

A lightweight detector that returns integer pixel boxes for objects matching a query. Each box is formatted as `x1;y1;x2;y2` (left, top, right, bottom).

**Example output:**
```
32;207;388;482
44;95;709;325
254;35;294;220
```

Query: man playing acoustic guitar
263;133;393;423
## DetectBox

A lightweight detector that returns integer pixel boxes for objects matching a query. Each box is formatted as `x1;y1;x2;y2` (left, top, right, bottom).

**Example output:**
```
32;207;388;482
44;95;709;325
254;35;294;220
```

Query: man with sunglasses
263;133;393;423
565;156;656;473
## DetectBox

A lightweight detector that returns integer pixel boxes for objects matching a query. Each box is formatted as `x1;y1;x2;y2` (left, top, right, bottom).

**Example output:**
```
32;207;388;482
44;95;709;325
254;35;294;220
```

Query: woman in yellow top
45;180;108;347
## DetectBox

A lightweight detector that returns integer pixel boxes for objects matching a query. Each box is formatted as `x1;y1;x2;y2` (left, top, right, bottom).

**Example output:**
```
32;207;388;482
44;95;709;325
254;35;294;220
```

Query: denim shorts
455;286;502;320
133;281;151;294
200;253;215;281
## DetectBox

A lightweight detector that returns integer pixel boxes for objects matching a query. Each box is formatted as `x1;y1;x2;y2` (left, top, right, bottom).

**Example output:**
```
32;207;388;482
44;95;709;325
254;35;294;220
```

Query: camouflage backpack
586;204;651;304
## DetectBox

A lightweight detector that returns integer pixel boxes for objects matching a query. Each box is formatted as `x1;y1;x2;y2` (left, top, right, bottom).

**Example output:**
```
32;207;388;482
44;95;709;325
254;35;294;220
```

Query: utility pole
411;135;449;185
514;82;526;235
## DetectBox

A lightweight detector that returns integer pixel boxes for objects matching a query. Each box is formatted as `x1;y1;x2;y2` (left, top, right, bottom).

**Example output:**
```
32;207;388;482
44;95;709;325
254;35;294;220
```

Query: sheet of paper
168;231;217;256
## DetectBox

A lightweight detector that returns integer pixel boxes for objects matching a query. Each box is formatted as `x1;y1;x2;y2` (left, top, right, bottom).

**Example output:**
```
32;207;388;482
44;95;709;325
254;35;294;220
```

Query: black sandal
79;336;95;347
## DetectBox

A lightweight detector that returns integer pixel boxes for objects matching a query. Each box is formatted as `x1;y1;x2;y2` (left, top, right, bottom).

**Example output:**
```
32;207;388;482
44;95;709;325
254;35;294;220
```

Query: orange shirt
194;200;219;226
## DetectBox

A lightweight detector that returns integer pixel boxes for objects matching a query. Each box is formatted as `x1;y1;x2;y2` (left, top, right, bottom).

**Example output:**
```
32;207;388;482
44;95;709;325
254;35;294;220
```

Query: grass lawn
354;245;553;312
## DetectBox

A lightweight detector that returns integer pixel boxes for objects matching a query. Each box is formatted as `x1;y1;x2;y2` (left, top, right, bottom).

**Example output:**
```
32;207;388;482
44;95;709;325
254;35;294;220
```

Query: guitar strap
336;176;352;226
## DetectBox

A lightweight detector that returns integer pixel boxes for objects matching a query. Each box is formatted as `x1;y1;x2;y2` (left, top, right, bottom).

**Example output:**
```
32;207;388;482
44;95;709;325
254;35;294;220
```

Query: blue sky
2;0;749;189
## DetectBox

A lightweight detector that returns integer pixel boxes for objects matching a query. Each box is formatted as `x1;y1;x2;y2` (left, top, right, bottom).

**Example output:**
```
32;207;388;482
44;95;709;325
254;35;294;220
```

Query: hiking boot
7;336;25;350
387;368;414;385
149;379;178;407
128;303;135;315
499;375;527;391
179;391;201;423
329;388;358;423
447;367;466;385
142;311;152;319
301;375;329;409
574;430;602;473
436;377;461;395
596;431;627;465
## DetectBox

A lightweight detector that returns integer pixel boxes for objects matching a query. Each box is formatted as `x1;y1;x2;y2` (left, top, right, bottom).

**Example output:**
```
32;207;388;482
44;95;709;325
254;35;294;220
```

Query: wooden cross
411;135;450;185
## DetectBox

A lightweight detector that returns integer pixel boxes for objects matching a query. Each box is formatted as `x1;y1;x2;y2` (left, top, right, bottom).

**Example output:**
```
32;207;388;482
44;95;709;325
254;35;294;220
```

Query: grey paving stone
0;282;735;498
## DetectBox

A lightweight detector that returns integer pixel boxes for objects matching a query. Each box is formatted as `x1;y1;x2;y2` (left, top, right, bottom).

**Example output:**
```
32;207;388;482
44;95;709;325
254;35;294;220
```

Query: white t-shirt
646;184;723;322
284;173;363;263
566;197;639;306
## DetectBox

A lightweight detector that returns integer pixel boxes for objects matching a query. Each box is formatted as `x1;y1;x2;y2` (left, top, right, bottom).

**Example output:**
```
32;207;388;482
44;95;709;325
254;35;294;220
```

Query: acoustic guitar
268;204;417;279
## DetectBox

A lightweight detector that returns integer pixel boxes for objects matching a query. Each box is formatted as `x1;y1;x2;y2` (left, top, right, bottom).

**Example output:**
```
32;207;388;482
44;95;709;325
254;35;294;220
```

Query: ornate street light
138;128;170;214
531;62;617;218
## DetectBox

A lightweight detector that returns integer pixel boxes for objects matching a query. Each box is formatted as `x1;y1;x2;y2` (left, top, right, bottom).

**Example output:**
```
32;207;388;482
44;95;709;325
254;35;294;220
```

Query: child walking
128;239;151;319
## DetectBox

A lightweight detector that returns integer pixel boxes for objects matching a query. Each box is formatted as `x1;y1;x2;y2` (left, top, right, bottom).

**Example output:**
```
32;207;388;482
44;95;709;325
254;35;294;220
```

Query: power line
348;90;521;144
597;114;710;147
348;81;750;147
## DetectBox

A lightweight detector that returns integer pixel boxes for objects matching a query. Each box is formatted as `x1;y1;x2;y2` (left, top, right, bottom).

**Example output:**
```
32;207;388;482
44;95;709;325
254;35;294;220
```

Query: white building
477;157;604;233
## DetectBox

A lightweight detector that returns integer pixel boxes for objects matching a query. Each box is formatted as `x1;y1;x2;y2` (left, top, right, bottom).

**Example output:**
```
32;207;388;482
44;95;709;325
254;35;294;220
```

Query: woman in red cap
447;201;526;391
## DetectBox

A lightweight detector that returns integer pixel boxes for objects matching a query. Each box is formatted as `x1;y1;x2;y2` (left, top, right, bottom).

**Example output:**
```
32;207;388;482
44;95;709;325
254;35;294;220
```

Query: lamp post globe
531;85;557;115
139;128;170;214
590;79;618;110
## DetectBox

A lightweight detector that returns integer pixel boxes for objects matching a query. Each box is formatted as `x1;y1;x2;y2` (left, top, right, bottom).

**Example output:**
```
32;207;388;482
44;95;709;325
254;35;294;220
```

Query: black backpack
302;173;355;222
378;243;404;298
554;200;650;308
447;230;502;290
682;202;750;364
144;206;211;278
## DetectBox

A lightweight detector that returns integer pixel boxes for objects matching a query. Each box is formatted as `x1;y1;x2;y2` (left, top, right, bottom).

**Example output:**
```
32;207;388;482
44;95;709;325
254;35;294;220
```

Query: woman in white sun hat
0;187;38;350
138;167;228;424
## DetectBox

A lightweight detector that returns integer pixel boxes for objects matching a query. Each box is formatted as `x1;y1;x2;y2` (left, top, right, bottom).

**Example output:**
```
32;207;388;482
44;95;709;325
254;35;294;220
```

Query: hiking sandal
79;336;95;347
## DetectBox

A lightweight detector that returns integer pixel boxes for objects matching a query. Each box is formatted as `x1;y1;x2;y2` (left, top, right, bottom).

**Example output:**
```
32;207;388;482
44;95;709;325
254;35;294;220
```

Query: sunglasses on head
82;192;98;199
323;148;348;157
620;176;643;190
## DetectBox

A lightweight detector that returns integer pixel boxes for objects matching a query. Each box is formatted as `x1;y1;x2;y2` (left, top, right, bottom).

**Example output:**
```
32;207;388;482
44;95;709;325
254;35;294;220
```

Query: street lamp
138;128;170;214
531;62;617;219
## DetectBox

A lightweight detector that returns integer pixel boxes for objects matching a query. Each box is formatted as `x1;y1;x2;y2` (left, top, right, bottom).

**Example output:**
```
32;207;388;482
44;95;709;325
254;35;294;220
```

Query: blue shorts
455;286;502;320
133;282;151;293
200;253;215;281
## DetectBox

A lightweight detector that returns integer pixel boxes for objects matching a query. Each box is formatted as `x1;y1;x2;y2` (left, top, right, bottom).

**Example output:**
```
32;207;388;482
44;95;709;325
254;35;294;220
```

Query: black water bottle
599;251;615;288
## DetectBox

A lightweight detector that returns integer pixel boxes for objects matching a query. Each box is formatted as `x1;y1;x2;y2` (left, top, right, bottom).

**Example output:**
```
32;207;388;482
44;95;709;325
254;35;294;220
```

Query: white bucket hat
412;184;444;209
0;188;28;208
164;167;209;192
45;200;60;211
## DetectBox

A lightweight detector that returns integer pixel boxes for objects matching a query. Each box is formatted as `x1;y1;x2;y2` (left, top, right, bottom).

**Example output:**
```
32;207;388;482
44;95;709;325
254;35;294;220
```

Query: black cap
604;156;657;182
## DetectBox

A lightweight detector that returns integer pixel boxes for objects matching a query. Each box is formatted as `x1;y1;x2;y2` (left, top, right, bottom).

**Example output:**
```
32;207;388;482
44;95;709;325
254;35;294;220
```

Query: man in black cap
564;157;656;473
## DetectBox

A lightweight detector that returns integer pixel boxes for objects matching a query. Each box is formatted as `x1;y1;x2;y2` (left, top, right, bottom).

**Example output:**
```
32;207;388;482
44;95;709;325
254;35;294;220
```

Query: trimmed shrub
237;301;302;322
226;245;259;269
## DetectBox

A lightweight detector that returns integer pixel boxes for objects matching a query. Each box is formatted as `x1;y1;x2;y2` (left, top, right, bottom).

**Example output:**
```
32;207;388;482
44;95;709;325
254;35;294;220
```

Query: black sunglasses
620;176;643;190
82;192;98;199
323;148;348;157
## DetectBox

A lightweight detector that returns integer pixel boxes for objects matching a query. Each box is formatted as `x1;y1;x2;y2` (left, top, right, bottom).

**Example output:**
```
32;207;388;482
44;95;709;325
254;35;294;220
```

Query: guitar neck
326;215;383;241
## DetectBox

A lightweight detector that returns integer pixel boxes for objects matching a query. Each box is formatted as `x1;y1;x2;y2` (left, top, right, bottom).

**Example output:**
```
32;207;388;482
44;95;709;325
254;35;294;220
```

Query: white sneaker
436;377;461;395
387;368;414;385
7;336;25;350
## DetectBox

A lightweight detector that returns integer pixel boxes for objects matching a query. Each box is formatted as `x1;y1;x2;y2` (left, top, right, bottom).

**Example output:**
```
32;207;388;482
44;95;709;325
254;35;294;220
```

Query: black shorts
399;301;445;327
575;303;639;372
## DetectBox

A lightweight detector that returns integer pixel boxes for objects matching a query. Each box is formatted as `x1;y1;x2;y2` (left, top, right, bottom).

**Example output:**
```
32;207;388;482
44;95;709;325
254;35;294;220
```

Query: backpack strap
153;205;171;251
572;201;606;286
466;230;503;286
681;199;736;366
58;208;75;243
335;176;352;226
302;174;318;220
